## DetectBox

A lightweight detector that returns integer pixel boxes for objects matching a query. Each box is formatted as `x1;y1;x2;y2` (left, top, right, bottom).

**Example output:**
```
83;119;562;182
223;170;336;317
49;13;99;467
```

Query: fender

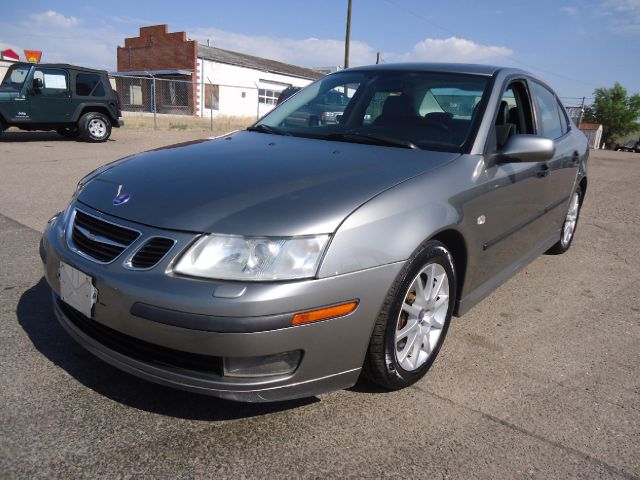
72;102;118;124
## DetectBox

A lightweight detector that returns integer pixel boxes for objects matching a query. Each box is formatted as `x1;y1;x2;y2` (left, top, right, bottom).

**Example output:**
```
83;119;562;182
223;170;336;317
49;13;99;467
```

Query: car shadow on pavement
0;131;77;142
17;278;318;420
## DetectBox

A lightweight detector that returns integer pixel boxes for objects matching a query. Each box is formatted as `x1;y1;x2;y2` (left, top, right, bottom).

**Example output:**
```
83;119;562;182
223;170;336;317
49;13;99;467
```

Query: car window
76;73;105;97
258;70;489;152
493;81;535;149
33;69;69;96
531;82;566;139
0;65;30;91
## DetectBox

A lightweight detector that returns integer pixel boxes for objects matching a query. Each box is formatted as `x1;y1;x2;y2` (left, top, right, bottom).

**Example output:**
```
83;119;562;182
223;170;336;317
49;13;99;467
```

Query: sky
1;0;639;104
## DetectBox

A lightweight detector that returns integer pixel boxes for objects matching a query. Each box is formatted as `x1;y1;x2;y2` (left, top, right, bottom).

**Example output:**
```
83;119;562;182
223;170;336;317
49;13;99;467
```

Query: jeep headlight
174;234;330;281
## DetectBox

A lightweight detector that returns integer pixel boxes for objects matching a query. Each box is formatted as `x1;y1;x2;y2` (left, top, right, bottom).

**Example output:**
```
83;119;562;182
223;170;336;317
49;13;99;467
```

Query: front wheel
363;241;456;390
79;112;112;142
546;186;582;255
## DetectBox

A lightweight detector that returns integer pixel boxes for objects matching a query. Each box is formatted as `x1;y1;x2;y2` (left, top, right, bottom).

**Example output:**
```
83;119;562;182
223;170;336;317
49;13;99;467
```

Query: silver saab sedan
40;64;588;402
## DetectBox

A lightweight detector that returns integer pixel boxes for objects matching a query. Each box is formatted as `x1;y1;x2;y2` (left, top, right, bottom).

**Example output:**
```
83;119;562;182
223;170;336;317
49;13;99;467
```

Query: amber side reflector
291;301;359;326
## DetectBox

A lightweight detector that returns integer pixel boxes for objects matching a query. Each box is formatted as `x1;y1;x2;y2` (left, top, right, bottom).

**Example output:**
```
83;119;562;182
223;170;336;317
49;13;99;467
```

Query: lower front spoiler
53;296;361;403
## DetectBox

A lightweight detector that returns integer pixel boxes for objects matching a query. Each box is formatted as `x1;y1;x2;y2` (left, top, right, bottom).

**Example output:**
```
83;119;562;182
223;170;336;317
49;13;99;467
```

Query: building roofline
197;44;324;81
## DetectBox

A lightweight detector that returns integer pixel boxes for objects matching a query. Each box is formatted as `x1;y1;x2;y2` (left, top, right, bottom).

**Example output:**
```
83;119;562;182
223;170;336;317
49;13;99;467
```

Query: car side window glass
76;73;105;97
531;82;564;139
33;69;69;96
493;81;535;148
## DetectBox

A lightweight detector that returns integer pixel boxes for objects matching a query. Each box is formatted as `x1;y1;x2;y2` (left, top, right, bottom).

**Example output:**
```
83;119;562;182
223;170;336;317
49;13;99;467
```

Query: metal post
577;96;585;127
152;76;157;130
254;82;260;120
344;0;352;69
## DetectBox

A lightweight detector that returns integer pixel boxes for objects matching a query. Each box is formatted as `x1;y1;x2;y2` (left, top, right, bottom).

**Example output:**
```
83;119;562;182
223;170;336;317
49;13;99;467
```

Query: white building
197;44;323;118
116;25;324;118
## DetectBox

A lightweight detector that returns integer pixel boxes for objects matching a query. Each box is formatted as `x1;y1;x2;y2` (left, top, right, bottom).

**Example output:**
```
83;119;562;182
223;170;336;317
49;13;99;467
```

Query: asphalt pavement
1;128;639;479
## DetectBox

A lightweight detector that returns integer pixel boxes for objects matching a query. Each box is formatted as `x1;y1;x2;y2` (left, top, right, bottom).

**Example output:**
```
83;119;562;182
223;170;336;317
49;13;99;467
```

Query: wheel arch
75;104;118;125
429;228;468;316
579;176;587;202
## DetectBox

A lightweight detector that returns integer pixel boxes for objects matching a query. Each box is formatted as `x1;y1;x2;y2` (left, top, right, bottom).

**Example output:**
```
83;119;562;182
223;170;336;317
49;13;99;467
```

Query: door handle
571;151;580;166
536;163;550;178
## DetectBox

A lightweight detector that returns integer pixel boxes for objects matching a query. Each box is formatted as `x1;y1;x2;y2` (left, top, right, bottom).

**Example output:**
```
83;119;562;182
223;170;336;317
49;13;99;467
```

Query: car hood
77;131;459;236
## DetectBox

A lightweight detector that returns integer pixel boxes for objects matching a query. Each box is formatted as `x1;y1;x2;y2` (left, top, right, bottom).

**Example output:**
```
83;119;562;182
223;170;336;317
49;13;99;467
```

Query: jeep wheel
79;112;112;142
56;127;80;139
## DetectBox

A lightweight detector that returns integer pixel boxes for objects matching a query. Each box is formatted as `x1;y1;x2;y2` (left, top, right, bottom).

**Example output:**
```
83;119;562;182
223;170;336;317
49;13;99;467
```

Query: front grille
130;237;175;269
70;210;140;263
57;298;223;376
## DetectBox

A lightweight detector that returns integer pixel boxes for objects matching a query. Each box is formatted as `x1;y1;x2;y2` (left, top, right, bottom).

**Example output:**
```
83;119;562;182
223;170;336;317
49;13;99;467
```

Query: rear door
28;68;74;123
529;81;580;233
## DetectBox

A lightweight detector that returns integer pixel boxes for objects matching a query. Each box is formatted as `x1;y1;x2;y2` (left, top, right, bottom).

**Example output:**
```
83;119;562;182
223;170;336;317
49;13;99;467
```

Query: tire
79;112;112;142
546;185;582;255
56;127;80;139
363;240;456;390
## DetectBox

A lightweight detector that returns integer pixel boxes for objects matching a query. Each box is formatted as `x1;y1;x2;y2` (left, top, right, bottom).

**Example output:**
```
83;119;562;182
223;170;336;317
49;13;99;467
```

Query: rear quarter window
75;73;106;97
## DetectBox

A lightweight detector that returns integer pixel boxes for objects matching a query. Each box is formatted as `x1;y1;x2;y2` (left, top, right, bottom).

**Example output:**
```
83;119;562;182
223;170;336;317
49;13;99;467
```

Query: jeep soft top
0;62;123;142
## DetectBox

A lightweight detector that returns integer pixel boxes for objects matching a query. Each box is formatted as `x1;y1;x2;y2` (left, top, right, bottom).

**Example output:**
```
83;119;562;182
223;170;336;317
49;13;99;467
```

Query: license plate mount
59;262;98;318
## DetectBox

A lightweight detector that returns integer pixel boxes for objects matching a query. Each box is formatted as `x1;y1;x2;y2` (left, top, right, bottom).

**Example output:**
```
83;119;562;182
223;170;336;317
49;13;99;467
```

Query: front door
27;68;74;123
463;80;553;293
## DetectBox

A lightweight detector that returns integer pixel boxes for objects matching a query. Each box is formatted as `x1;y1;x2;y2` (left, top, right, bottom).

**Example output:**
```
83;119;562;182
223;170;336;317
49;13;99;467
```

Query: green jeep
0;62;123;142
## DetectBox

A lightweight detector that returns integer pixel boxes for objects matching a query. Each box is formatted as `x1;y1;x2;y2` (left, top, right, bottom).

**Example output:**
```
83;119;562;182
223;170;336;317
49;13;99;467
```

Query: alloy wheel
395;262;449;371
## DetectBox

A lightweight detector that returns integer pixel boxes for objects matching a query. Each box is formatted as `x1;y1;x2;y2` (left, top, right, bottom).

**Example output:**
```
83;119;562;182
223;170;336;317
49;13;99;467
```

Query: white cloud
189;27;375;67
602;0;640;32
393;37;513;63
562;6;579;15
31;10;80;28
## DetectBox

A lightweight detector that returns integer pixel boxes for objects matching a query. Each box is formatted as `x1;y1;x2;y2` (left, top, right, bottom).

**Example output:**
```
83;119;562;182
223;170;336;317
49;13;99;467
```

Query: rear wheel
363;241;456;390
79;112;112;142
546;186;582;255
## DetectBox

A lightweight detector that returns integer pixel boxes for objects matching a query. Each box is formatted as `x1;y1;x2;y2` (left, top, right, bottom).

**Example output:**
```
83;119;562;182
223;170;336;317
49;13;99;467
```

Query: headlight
174;234;330;281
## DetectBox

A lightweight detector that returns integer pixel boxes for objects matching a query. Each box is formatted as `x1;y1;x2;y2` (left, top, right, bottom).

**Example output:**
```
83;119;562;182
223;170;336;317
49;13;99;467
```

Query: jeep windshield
0;65;31;92
252;70;489;152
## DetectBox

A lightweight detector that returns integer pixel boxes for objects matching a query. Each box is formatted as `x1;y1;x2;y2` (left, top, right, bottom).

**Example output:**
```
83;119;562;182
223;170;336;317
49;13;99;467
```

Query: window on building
161;78;189;107
205;83;219;110
119;78;143;106
259;89;279;105
75;73;105;97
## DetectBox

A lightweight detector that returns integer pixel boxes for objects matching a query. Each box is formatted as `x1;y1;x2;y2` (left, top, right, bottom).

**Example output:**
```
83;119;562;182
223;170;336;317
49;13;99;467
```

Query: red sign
24;50;42;63
1;48;20;61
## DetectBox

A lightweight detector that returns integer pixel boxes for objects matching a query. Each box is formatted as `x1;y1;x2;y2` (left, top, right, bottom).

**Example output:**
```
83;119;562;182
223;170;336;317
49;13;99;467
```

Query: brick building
116;24;323;117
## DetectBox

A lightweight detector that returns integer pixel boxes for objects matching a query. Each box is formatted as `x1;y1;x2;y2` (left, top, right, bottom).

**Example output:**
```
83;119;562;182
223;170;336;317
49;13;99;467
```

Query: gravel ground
1;129;639;479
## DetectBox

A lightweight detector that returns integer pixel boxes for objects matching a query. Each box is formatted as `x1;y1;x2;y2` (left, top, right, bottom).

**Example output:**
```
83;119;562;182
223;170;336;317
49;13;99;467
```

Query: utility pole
344;0;352;69
376;52;381;64
577;96;585;127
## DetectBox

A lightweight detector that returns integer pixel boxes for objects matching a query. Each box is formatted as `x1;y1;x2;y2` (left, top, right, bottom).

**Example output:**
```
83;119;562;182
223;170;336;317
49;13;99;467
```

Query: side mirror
500;134;555;162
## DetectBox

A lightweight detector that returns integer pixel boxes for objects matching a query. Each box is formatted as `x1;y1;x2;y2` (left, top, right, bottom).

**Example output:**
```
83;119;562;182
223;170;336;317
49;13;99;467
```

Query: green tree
583;82;640;148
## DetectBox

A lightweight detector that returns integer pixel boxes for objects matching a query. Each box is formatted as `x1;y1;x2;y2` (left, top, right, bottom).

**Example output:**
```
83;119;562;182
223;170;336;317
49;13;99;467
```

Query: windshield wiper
246;124;292;136
325;132;418;150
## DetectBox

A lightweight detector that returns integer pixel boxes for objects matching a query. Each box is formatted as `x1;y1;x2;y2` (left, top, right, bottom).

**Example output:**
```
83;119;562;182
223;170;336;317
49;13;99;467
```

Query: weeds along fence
109;74;258;132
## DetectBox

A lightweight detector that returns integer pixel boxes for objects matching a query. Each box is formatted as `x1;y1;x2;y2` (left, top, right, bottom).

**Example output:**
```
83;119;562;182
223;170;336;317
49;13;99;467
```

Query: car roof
12;62;107;74
343;62;527;77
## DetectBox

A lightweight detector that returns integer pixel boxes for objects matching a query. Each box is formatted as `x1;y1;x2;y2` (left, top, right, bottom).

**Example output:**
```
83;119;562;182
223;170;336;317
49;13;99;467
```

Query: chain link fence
109;74;261;132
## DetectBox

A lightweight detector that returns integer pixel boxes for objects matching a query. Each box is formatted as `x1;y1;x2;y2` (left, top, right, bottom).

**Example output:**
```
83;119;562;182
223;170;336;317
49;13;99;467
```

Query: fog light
223;350;302;378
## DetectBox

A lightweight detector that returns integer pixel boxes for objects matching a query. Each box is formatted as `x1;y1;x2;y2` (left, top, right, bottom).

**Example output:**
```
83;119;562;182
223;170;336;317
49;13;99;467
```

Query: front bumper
41;206;403;402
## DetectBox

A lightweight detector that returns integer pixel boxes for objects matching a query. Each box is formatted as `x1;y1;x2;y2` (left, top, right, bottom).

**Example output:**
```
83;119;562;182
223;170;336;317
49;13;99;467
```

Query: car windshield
254;70;489;152
0;65;31;92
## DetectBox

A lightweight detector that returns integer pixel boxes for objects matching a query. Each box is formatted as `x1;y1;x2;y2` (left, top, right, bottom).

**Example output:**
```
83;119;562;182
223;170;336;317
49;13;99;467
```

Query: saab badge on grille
113;185;131;206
